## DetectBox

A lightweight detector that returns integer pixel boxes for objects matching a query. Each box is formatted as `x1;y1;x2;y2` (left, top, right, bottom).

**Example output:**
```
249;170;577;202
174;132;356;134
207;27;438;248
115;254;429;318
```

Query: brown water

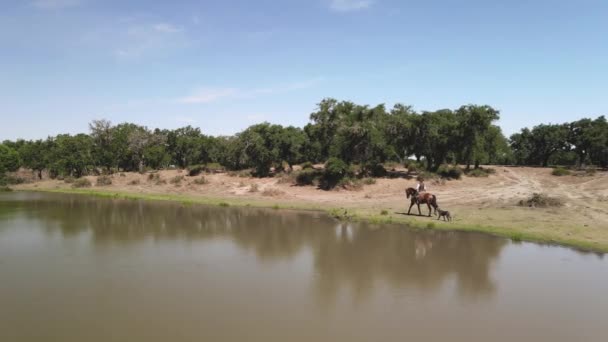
0;192;606;341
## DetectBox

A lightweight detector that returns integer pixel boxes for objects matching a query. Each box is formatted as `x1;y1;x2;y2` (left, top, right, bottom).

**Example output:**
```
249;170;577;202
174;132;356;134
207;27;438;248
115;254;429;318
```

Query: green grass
16;187;608;253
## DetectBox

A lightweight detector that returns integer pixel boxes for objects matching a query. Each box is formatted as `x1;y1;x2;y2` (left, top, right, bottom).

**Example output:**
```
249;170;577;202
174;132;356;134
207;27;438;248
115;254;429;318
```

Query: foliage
170;175;184;184
518;193;563;208
437;164;463;179
193;176;208;185
551;167;571;176
96;175;112;186
3;99;606;180
295;169;320;186
72;178;92;188
188;164;205;176
466;167;495;178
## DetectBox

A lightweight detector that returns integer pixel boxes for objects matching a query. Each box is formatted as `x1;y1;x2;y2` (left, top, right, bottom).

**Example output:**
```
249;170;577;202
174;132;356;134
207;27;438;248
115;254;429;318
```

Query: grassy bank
16;188;608;254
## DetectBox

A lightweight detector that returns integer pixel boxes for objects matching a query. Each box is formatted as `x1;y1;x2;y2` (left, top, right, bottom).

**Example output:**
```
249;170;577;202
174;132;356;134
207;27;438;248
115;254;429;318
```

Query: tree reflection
6;194;507;302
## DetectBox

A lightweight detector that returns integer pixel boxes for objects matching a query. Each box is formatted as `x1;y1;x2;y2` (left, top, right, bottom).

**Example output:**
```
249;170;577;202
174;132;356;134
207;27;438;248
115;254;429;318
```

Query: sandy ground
13;166;608;251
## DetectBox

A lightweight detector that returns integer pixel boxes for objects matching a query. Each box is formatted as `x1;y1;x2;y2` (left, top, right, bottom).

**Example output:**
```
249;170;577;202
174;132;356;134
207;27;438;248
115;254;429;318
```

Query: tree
18;140;48;179
89;119;115;171
0;144;20;175
455;105;500;169
49;134;93;177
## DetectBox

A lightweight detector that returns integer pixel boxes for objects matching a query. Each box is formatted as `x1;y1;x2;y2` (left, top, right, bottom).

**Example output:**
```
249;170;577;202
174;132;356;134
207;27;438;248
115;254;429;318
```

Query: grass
96;175;112;186
14;187;608;253
518;193;563;208
552;167;571;176
72;178;92;188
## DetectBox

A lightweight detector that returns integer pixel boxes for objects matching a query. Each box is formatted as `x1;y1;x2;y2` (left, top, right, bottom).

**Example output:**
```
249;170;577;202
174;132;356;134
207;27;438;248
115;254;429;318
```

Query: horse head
405;187;416;199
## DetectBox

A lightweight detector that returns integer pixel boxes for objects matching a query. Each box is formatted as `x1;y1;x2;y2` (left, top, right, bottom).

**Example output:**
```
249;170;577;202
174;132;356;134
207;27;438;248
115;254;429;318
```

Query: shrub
276;172;297;184
249;183;259;192
466;167;496;178
380;210;389;215
218;202;230;207
518;193;563;208
363;178;376;185
193;176;208;185
364;163;387;177
301;161;314;170
5;176;25;185
205;163;225;173
170;175;184;185
437;164;462;179
96;175;112;186
321;158;351;189
227;170;251;178
405;161;423;173
551;167;571;176
128;179;140;185
72;178;92;188
148;173;160;181
337;177;363;191
63;176;75;184
0;186;12;192
295;169;320;186
188;165;204;176
262;187;284;197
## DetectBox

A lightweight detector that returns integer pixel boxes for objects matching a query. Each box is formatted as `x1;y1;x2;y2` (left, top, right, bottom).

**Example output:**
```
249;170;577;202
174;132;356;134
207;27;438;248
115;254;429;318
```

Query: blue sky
1;0;607;140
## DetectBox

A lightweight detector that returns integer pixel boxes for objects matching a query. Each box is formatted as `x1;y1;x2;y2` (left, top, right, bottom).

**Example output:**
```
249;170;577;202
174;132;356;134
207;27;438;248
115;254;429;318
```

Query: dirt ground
14;166;608;251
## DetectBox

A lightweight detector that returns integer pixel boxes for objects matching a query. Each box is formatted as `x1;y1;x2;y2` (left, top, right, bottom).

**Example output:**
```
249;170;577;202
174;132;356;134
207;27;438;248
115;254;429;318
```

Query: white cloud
177;78;324;104
177;88;238;104
31;0;81;9
329;0;374;12
112;22;189;59
153;23;182;33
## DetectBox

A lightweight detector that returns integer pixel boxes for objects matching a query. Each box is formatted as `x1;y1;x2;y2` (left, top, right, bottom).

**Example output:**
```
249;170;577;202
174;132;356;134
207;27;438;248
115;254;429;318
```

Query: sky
1;0;607;141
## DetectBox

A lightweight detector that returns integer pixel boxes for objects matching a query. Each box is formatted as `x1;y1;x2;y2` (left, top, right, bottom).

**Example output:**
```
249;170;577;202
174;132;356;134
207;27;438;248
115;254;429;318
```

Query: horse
405;187;438;217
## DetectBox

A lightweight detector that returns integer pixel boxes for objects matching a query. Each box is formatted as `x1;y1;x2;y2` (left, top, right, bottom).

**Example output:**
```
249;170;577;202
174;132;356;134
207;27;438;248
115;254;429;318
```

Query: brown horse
405;187;438;216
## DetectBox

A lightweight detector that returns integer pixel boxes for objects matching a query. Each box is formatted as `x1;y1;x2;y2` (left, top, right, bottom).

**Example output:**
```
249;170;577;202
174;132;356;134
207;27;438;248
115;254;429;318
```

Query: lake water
1;192;606;341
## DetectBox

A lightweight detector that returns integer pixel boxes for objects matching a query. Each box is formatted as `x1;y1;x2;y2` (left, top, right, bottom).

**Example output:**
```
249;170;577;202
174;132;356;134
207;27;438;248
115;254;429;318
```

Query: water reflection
1;193;506;301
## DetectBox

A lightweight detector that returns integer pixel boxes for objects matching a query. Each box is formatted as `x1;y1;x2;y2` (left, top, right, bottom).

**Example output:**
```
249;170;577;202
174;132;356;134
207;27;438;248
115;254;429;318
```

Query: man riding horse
405;177;438;216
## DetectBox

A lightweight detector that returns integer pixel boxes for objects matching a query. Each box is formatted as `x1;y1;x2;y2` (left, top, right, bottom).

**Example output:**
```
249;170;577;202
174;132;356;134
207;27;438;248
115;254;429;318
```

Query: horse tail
432;195;438;214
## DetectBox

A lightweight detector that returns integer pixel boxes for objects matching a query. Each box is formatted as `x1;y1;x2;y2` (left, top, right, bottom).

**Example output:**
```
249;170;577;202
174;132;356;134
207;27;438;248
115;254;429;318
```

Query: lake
0;192;606;341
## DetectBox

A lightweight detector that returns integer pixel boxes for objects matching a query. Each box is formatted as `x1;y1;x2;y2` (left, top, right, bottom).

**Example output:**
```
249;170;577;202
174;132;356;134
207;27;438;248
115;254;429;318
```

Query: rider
415;177;427;194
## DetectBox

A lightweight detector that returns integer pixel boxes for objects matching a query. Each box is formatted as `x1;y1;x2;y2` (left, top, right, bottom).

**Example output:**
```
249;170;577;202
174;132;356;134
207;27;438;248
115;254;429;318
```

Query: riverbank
13;166;608;253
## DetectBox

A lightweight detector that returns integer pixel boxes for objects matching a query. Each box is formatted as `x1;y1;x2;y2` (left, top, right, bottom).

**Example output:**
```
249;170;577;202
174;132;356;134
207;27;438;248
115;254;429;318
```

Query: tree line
1;98;606;183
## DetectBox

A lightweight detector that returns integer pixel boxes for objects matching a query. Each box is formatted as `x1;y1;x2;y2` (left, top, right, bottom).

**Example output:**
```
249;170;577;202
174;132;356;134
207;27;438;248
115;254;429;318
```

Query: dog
436;208;452;222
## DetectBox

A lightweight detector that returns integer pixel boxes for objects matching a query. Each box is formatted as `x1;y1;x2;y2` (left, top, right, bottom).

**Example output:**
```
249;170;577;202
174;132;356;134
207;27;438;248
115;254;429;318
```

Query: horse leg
407;201;414;215
417;202;422;216
427;203;432;217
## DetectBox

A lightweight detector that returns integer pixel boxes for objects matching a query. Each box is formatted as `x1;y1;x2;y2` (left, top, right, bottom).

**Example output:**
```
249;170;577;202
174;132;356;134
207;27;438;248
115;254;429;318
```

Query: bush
363;177;376;185
249;184;259;192
337;177;363;191
518;193;563;208
148;173;160;181
5;175;25;185
321;158;351;189
262;187;284;197
552;167;571;176
193;176;208;185
295;169;320;186
188;165;204;176
63;176;75;184
170;175;184;185
364;163;387;177
437;164;462;179
466;167;495;178
96;175;112;186
205;163;225;173
0;186;12;192
405;160;423;173
128;179;140;185
380;210;389;215
72;178;92;188
301;161;314;170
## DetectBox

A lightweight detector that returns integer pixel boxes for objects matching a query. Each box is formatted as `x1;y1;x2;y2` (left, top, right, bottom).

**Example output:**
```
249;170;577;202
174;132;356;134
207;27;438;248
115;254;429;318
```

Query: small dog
436;208;452;222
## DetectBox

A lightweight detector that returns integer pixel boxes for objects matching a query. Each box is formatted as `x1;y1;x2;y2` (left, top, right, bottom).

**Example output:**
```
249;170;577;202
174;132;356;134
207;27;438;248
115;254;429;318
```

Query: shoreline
15;187;608;254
